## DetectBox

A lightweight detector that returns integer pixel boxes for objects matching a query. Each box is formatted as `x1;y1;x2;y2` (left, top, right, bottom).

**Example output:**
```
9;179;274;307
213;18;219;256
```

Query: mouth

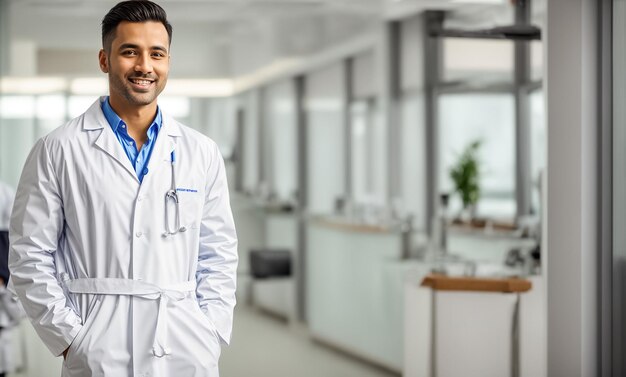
128;77;155;90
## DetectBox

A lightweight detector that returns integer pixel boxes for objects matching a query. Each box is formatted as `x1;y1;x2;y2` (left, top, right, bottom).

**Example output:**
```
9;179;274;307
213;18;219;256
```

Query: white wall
547;0;600;375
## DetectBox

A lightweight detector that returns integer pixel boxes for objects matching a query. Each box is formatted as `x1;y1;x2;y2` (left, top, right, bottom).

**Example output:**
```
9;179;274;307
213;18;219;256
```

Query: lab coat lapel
142;112;181;186
84;98;139;182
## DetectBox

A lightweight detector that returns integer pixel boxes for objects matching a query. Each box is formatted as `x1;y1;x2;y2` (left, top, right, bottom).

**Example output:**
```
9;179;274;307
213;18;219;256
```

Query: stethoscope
163;151;187;237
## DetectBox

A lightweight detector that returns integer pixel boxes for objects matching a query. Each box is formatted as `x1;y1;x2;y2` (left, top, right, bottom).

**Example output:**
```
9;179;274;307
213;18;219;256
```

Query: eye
151;51;166;59
122;50;137;56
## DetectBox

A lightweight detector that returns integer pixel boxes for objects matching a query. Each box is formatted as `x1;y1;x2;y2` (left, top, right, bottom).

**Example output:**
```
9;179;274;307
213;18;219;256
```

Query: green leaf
449;139;482;208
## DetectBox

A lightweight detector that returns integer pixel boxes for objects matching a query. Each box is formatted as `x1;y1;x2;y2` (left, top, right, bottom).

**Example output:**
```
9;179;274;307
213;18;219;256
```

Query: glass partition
0;95;36;186
35;94;66;138
264;80;298;202
305;63;346;215
529;89;546;214
349;98;375;204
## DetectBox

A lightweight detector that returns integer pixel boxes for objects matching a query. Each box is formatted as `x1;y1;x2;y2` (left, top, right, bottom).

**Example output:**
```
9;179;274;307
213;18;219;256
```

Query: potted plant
449;140;481;222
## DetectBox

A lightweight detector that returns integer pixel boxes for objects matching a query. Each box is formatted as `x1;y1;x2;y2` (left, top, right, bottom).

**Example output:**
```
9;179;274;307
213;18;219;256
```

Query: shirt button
136;231;143;238
138;196;143;202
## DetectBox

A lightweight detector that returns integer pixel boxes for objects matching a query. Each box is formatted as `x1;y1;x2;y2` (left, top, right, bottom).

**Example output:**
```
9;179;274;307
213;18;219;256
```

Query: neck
108;96;157;134
108;96;158;150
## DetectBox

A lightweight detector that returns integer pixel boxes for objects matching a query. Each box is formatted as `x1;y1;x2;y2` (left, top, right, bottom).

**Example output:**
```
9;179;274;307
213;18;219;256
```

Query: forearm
196;232;238;345
9;245;82;356
196;141;238;345
8;137;81;356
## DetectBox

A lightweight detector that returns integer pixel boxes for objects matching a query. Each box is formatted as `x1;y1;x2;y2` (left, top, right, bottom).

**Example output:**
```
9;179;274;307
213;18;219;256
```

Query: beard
108;72;167;107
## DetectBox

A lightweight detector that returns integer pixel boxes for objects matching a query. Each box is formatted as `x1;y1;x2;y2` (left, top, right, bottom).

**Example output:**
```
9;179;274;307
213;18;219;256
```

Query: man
8;1;238;376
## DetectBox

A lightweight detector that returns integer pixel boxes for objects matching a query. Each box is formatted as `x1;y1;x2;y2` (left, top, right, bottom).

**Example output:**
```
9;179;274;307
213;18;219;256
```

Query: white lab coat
9;98;238;377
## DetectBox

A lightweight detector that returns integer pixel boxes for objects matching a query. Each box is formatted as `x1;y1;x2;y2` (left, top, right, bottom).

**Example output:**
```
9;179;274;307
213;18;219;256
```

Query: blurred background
0;0;622;376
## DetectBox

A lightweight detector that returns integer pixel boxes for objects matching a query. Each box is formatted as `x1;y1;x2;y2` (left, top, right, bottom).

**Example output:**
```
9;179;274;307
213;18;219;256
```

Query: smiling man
8;1;238;376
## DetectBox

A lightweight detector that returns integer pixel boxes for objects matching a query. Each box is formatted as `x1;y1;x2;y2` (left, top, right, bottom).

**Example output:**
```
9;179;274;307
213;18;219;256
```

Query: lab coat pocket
167;298;221;373
178;192;202;231
189;300;219;339
64;295;104;368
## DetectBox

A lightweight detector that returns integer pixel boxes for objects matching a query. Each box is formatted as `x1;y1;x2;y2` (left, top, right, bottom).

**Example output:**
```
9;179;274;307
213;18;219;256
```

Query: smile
129;78;154;87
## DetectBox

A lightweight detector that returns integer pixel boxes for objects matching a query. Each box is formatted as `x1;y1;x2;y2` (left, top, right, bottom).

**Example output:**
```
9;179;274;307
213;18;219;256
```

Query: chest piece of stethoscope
163;189;187;238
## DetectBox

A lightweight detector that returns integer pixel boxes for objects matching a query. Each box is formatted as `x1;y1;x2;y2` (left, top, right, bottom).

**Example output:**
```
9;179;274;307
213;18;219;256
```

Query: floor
220;305;399;377
8;304;399;377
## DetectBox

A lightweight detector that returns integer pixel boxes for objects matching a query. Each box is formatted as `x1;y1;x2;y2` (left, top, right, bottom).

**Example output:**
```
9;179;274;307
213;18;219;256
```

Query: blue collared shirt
101;97;162;183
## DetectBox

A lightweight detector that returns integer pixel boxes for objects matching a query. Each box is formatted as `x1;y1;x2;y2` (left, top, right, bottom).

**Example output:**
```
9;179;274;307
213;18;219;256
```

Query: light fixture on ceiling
0;77;68;94
70;78;108;95
162;79;234;97
432;0;540;41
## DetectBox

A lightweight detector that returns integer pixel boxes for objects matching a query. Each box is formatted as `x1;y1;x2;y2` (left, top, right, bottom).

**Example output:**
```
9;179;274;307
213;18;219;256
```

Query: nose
135;52;153;74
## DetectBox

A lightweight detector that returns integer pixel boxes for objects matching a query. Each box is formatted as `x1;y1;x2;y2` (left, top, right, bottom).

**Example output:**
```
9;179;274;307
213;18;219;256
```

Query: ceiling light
70;77;108;95
0;77;68;94
162;79;234;97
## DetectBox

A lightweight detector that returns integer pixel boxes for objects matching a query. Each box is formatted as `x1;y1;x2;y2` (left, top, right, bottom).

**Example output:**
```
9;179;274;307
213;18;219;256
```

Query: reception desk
306;217;418;372
300;215;544;376
404;272;546;377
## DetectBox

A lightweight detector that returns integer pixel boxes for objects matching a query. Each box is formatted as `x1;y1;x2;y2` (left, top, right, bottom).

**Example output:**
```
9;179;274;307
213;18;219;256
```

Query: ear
98;49;109;73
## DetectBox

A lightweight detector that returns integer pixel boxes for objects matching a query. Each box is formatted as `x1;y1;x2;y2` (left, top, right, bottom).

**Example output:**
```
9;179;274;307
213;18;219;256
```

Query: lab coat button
137;196;143;202
136;231;143;238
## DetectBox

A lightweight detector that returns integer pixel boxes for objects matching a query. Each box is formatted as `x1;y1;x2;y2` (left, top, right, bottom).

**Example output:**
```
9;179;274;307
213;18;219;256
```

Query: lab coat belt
63;277;196;358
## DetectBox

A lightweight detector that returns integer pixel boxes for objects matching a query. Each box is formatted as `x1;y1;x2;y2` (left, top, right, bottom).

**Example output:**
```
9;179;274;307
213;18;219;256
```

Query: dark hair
101;0;173;50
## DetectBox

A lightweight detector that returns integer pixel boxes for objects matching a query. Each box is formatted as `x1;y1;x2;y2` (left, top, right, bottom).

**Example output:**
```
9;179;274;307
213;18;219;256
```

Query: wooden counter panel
421;274;532;293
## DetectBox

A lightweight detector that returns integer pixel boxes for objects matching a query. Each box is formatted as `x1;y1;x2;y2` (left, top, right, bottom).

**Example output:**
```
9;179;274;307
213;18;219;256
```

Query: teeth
131;79;151;85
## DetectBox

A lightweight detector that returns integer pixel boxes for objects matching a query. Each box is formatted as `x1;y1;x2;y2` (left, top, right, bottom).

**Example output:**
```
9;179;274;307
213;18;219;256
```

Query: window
350;99;375;204
438;93;515;219
529;89;546;213
443;38;514;85
0;95;36;186
36;95;66;138
68;96;99;119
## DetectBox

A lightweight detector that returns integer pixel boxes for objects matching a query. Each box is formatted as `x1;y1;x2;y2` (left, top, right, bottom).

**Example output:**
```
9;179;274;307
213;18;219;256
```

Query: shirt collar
101;96;163;134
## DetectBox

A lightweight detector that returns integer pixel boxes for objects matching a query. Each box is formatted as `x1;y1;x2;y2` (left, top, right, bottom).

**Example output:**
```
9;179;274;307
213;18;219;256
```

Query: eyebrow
118;43;168;53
